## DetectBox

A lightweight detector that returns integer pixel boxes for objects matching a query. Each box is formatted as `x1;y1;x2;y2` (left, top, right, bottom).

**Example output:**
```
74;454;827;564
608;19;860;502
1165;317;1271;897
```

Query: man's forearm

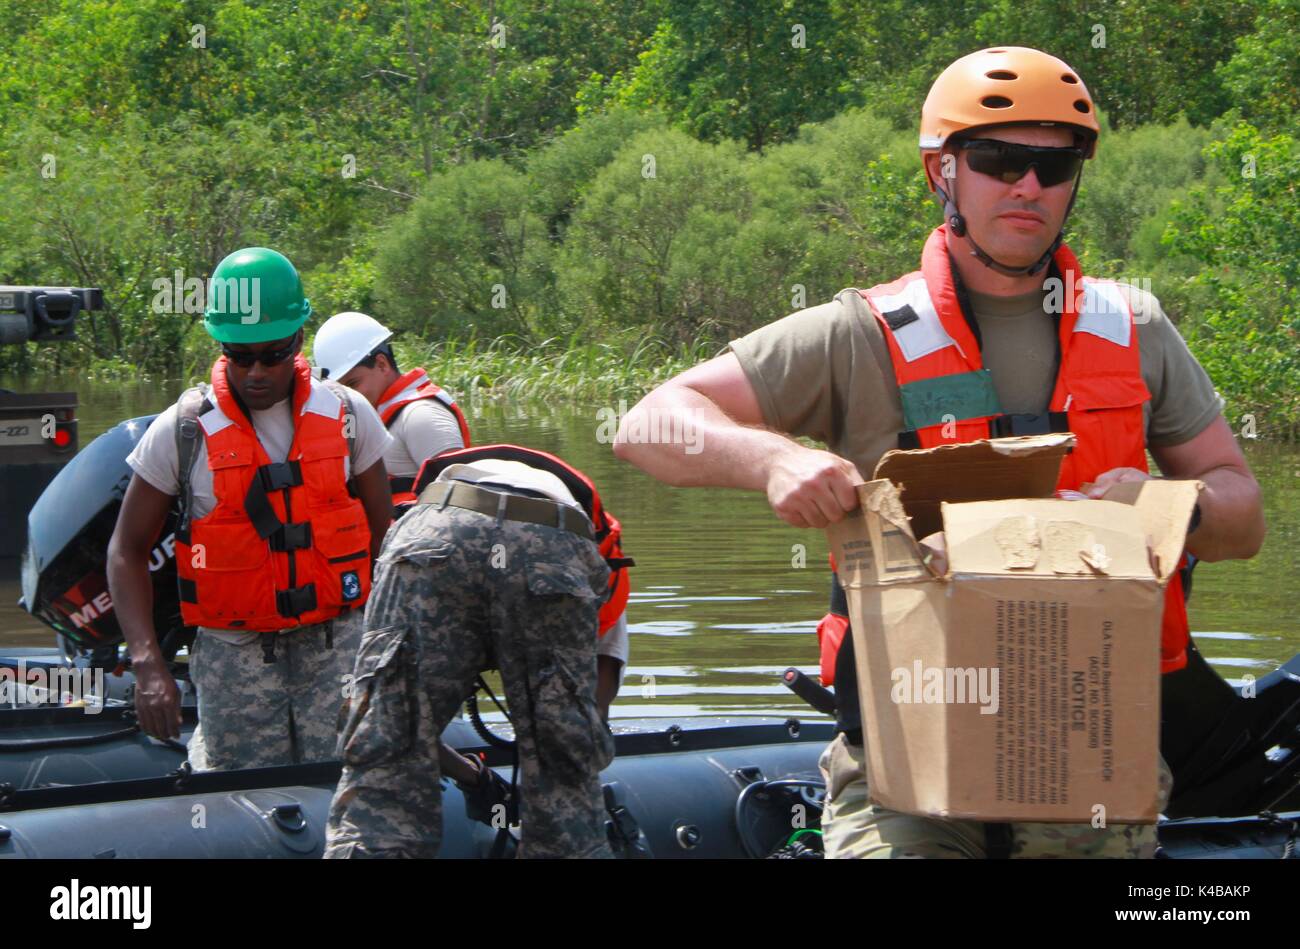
613;386;795;490
352;461;394;558
1185;465;1266;562
439;741;480;785
106;548;165;668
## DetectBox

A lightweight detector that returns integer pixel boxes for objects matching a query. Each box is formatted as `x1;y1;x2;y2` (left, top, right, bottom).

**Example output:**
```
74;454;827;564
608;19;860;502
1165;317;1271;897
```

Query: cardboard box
826;434;1201;823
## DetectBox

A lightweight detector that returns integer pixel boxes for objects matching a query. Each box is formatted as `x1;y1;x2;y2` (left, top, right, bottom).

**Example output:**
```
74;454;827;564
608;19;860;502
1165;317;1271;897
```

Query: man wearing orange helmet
614;47;1265;857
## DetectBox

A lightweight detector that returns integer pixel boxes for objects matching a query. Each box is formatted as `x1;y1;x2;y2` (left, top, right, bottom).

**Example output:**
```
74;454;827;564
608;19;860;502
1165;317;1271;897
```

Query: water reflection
1;374;1297;721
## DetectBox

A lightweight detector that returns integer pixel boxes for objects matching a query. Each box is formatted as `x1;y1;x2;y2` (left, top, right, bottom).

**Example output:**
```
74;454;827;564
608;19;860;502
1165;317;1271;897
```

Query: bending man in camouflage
324;450;620;858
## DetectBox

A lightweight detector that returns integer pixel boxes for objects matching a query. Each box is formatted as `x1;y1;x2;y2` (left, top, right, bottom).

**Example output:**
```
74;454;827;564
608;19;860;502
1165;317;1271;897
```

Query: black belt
416;479;595;542
898;411;1072;450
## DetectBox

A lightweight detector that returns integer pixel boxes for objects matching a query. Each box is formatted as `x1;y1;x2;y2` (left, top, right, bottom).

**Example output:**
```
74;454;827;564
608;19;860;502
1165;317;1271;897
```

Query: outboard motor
18;415;193;666
0;285;99;558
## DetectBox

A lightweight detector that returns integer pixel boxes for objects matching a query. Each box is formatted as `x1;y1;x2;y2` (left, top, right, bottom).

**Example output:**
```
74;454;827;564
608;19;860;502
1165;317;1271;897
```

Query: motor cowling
19;415;191;658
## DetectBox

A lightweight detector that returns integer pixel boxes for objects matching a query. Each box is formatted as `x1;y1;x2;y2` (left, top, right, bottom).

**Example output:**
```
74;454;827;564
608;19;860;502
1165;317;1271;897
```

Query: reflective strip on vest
1077;279;1132;347
867;279;964;363
302;379;344;419
870;274;1134;365
198;400;236;437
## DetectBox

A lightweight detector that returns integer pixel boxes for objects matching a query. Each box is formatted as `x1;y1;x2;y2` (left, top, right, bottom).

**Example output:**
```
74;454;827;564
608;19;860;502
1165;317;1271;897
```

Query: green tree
0;113;335;375
1164;124;1300;437
970;0;1259;129
527;106;671;235
373;159;551;340
1217;0;1300;135
755;107;932;296
1068;117;1214;273
604;0;863;150
556;129;751;341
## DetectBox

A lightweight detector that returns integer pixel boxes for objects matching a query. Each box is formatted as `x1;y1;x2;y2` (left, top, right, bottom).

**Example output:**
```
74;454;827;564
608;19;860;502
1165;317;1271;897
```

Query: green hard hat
203;247;312;343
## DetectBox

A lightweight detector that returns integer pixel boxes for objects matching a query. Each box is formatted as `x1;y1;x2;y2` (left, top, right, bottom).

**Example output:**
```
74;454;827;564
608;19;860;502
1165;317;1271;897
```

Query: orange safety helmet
919;46;1100;277
920;47;1100;192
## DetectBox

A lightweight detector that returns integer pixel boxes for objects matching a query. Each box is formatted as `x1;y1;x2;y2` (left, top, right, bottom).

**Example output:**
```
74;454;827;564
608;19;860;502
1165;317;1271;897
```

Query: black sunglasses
958;139;1085;188
221;340;297;368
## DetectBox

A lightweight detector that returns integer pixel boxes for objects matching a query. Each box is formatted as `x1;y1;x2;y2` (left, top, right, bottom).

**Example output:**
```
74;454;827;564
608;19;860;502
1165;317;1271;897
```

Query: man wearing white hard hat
314;312;472;511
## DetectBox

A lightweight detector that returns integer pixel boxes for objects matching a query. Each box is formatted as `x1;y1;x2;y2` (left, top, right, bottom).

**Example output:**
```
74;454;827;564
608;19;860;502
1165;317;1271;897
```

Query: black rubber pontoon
0;718;833;859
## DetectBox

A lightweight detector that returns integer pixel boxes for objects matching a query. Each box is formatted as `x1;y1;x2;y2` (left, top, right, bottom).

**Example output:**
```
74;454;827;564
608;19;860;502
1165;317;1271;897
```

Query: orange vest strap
377;368;472;449
414;444;632;636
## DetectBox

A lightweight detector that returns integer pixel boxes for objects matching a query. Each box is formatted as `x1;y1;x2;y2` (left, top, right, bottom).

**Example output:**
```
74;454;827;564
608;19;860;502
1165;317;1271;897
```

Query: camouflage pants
186;610;364;771
818;733;1173;858
324;502;616;859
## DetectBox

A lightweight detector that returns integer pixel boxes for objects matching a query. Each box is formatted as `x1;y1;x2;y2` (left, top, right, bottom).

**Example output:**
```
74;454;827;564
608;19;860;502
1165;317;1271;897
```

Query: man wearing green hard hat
108;247;396;770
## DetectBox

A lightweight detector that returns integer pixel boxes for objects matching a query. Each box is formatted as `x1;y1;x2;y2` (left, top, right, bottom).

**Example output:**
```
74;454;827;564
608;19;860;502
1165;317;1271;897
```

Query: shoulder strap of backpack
320;378;359;476
174;384;211;537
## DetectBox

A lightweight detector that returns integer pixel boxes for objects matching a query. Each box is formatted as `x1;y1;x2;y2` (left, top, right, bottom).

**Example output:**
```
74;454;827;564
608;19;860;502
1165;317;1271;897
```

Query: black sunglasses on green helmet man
956;137;1086;188
222;338;297;366
221;336;298;368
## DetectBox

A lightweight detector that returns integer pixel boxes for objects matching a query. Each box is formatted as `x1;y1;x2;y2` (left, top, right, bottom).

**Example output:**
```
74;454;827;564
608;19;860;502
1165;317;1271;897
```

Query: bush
755;108;933;298
373;159;552;340
555;128;753;342
527;106;671;231
1163;124;1300;438
1069;118;1214;272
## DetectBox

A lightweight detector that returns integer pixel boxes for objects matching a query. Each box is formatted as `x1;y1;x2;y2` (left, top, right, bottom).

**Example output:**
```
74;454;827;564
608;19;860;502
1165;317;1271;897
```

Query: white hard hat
312;311;394;380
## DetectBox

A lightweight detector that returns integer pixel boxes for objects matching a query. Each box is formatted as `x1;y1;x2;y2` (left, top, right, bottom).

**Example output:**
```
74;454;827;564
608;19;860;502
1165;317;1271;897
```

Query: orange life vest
819;224;1190;684
414;444;633;636
377;368;472;507
174;355;373;631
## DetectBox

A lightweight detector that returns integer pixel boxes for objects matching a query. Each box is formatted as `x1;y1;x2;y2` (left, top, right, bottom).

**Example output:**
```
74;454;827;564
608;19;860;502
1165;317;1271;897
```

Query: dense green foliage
1;0;1295;434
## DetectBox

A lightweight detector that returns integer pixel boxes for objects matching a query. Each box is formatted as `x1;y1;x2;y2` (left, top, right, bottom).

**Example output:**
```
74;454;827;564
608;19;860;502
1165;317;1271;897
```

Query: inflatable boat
2;416;1298;858
2;645;1298;859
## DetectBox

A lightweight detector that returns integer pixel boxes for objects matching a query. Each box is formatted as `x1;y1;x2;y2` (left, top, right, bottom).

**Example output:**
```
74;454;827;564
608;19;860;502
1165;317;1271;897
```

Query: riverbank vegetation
1;0;1295;436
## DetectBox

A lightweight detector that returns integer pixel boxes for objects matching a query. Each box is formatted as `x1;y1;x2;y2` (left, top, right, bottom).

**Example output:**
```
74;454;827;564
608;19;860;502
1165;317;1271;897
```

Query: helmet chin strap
934;167;1085;278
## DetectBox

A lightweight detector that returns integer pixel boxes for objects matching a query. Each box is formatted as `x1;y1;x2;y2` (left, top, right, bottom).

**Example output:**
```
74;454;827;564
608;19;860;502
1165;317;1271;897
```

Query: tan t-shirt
729;283;1223;480
384;397;466;478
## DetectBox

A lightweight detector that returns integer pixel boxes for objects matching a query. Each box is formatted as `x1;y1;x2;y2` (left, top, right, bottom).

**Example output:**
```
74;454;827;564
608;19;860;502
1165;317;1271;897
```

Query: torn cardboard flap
826;480;928;587
873;433;1075;540
1098;478;1204;582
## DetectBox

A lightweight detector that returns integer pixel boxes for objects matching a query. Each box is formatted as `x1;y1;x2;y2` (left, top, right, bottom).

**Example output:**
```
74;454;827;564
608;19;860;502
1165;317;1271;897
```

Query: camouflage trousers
324;501;616;859
186;610;364;771
818;733;1174;858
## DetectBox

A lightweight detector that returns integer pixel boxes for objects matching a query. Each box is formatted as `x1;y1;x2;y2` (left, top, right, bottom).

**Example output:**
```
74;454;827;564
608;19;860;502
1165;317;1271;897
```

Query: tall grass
398;331;719;405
